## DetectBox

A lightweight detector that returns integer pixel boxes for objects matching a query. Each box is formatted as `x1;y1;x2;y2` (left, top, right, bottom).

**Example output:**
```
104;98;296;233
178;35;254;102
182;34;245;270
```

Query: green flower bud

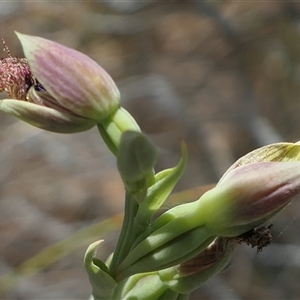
159;227;272;294
114;142;300;279
113;238;238;298
117;131;158;194
113;238;236;298
168;237;238;294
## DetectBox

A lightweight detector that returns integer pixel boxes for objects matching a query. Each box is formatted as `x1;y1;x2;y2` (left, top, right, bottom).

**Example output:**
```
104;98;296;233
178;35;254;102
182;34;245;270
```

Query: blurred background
1;1;300;299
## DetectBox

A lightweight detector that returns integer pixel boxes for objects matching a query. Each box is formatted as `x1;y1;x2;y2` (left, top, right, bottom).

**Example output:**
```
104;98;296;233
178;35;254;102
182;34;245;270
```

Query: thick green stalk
109;191;139;272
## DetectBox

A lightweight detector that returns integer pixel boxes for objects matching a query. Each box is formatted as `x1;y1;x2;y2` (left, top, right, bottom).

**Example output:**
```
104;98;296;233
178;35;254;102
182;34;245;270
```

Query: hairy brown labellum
0;39;44;100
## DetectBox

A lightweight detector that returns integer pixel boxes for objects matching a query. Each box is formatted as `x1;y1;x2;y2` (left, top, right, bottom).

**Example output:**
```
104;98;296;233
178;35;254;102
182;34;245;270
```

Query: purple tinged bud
208;142;300;233
0;33;121;133
114;143;300;278
203;160;300;236
16;32;120;121
179;237;234;276
167;237;237;293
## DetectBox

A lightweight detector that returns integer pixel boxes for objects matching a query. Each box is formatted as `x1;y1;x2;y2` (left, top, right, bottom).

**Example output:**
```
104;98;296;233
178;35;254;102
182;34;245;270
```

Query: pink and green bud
112;238;235;298
160;236;238;294
204;141;300;235
113;142;300;278
113;238;237;298
0;32;121;133
17;32;120;121
202;160;300;236
112;233;269;298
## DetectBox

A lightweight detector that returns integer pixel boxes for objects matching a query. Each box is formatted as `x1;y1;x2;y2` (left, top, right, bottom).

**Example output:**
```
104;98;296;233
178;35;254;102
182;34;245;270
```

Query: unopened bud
117;131;158;194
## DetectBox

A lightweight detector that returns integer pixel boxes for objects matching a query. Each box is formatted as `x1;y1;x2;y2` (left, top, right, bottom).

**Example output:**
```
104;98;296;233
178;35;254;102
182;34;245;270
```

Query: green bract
84;241;117;300
117;131;158;194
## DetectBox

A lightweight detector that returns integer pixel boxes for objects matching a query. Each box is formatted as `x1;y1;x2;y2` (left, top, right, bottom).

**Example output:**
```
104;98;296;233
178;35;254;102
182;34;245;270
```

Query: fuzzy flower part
0;38;42;100
0;33;120;133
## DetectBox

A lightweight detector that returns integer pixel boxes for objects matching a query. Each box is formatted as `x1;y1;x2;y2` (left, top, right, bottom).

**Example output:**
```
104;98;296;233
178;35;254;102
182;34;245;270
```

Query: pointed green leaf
139;141;188;215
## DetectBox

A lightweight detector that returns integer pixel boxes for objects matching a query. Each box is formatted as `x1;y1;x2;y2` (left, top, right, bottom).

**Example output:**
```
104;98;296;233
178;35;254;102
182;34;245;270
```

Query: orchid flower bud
160;236;238;294
0;32;121;133
112;232;270;298
204;141;300;236
117;131;157;195
113;142;300;279
112;238;236;298
160;226;272;294
201;161;300;236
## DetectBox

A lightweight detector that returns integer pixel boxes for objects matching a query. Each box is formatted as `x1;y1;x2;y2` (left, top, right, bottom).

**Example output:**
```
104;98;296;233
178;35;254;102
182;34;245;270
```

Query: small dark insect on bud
0;38;45;100
238;224;273;253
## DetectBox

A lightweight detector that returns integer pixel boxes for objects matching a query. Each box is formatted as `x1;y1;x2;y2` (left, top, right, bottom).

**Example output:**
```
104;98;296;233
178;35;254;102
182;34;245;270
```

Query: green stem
109;191;139;272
